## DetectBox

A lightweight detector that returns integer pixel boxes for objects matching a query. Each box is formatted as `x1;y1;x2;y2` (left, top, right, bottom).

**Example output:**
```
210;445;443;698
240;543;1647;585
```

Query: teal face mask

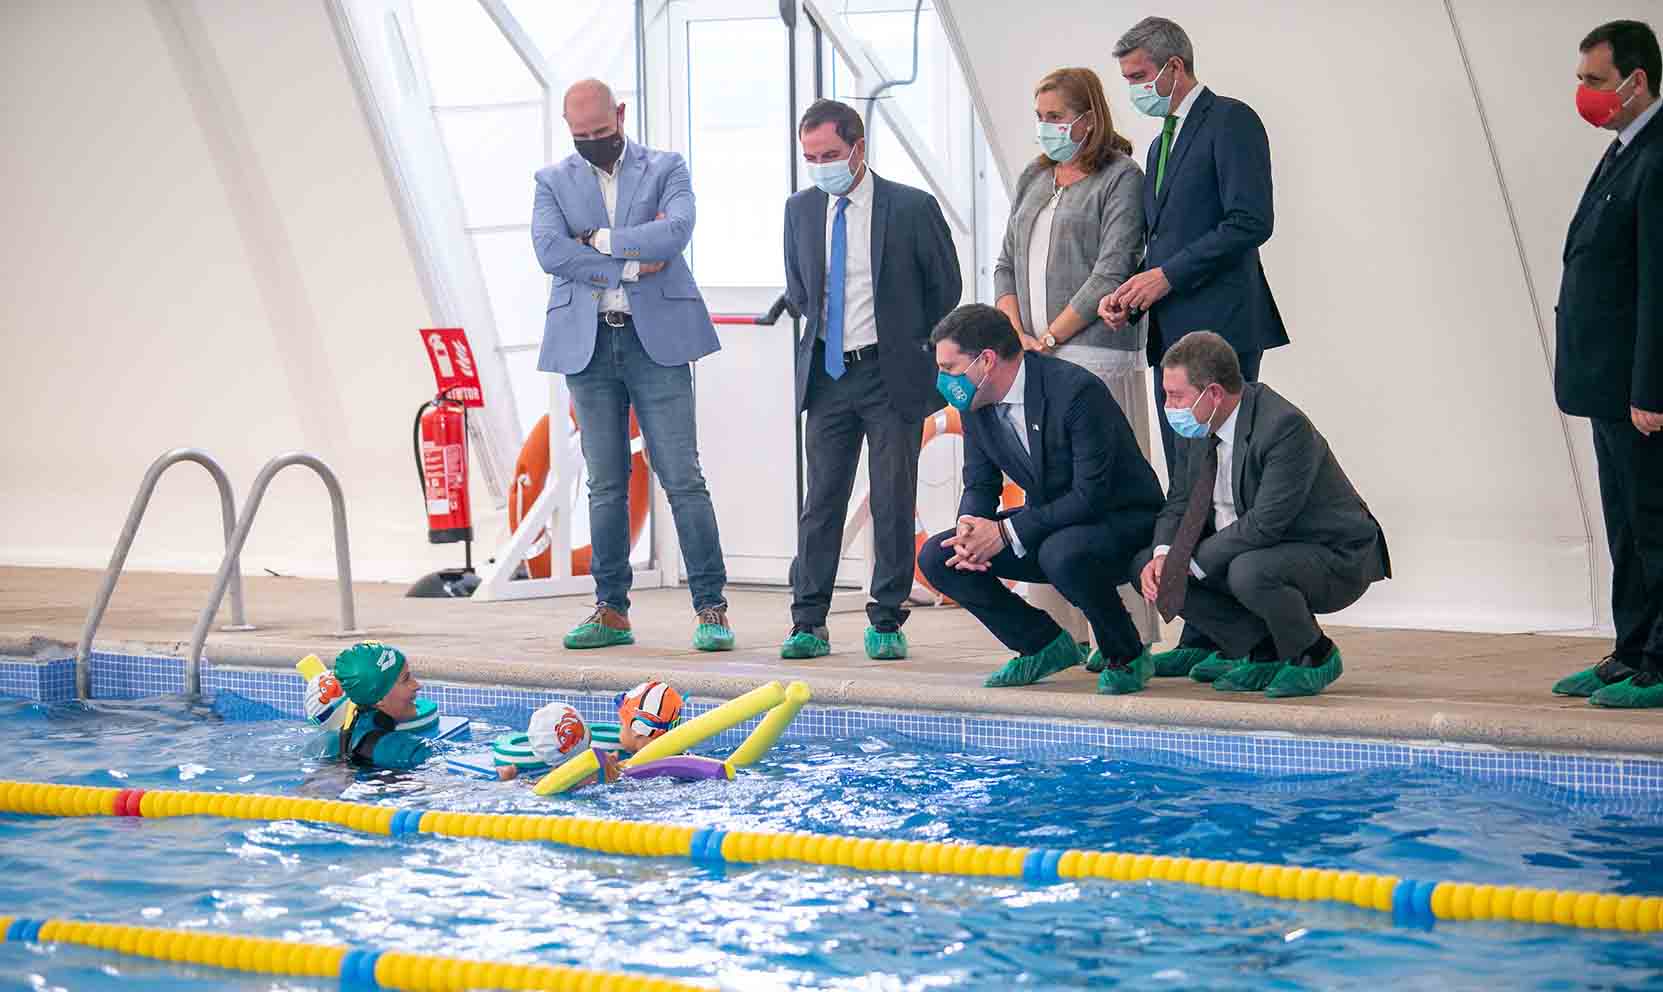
1163;386;1217;439
1036;113;1089;163
936;353;990;413
1129;61;1175;117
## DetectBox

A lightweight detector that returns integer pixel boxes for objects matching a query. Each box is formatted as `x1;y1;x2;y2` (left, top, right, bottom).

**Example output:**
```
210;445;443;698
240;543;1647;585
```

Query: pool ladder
77;449;360;699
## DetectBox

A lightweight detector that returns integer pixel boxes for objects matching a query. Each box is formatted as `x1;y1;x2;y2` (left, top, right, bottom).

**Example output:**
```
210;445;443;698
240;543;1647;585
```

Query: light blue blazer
531;144;719;374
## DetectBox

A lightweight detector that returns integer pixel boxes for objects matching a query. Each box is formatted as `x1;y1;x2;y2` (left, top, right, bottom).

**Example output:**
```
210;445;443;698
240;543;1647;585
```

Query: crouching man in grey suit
1132;331;1390;697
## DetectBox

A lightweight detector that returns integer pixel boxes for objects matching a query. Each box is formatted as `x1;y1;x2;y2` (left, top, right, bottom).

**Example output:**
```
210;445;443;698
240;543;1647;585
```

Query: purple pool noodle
621;754;732;782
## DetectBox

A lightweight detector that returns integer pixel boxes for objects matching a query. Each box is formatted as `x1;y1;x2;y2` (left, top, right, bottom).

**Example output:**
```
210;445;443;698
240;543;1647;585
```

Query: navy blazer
1141;88;1289;362
958;354;1162;550
1554;115;1663;421
783;173;962;423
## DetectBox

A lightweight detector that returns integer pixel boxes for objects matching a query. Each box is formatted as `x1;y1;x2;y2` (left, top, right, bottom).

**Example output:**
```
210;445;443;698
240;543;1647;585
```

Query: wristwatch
1041;333;1059;350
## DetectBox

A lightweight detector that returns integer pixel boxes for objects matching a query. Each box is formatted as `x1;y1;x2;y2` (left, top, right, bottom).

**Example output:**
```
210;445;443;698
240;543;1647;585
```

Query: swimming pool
1;695;1660;990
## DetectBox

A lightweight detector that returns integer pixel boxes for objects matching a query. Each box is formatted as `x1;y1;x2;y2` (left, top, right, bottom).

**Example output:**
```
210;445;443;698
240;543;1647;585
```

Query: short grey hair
1161;331;1242;393
1112;16;1195;73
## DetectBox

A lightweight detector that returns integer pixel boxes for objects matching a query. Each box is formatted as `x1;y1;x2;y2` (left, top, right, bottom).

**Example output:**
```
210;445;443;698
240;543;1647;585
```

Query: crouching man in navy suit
917;304;1163;693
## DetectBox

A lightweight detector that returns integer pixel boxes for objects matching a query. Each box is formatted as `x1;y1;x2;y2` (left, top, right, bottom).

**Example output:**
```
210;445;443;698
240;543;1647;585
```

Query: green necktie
1155;114;1178;195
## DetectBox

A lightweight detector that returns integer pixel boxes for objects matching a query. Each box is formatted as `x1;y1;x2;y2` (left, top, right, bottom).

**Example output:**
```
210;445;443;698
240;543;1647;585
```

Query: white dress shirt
1156;399;1238;579
1620;95;1662;148
1027;188;1060;337
1170;83;1208;145
997;357;1032;557
586;138;640;314
820;168;878;352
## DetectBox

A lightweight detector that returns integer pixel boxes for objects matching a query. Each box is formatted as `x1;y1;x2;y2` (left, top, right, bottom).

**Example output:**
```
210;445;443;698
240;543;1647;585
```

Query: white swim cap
526;703;590;764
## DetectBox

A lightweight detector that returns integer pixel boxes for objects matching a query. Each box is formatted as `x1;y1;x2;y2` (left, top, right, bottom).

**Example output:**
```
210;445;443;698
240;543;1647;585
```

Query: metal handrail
75;449;249;699
184;452;360;695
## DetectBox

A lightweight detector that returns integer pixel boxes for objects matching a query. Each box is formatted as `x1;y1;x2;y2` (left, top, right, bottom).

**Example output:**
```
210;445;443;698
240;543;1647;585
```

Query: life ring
509;406;651;579
911;406;1025;602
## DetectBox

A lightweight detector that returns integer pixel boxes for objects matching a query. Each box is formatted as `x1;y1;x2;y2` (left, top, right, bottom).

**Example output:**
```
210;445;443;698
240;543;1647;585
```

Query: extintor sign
419;327;484;408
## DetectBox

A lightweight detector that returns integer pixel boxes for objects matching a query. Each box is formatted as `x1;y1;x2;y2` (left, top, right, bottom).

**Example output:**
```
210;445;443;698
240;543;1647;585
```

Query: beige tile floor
0;566;1655;755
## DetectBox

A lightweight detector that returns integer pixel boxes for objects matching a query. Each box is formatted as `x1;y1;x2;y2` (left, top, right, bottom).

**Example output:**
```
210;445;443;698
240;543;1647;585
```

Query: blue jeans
565;320;727;613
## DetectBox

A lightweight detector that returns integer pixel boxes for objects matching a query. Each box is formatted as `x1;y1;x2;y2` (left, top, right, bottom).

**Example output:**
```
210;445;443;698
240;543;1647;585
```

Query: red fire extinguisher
409;389;480;597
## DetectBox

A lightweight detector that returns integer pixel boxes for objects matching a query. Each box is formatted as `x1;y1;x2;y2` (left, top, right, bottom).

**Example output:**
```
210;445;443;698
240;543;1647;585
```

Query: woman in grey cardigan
993;65;1159;649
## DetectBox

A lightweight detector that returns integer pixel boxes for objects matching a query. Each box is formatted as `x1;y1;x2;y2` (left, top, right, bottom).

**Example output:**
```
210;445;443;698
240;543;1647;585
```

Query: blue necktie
824;196;851;379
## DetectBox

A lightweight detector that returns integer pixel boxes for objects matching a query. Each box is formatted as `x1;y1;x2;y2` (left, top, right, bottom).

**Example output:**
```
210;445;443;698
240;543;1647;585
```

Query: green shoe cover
780;628;830;659
865;627;908;660
1152;646;1213;678
563;623;635;650
1096;649;1154;695
1084;648;1106;673
693;622;736;652
1189;652;1240;683
1214;658;1287;692
1265;648;1345;698
984;631;1083;688
1552;666;1604;697
1590;674;1663;709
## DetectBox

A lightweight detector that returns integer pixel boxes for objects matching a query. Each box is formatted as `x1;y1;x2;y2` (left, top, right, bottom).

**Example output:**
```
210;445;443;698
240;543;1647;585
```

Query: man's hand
1020;333;1046;352
1139;553;1166;603
1633;406;1663;436
1108;267;1172;314
1097;294;1132;330
941;515;1005;570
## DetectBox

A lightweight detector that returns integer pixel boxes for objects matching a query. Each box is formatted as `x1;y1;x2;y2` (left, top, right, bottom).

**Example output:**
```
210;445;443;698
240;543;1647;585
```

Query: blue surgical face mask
1036;113;1089;163
808;142;862;196
1129;61;1175;117
936;353;991;413
1164;385;1217;439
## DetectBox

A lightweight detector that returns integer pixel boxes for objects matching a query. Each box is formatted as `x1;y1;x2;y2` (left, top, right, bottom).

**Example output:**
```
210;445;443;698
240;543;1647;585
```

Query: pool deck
0;566;1656;756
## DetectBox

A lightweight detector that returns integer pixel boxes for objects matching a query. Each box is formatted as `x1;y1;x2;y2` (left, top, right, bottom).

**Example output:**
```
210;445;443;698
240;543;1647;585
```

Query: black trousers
1132;542;1375;660
917;517;1151;661
1592;418;1663;671
1153;344;1263;470
790;346;922;628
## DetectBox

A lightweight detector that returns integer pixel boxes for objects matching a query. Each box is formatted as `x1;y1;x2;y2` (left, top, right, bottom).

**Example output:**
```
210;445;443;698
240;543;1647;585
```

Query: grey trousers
790;347;922;628
1132;542;1375;659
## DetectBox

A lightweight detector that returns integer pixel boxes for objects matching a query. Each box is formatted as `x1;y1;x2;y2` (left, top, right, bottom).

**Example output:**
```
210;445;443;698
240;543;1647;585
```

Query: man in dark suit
781;99;962;661
1100;16;1288;470
1551;20;1663;709
916;304;1163;693
1134;332;1389;698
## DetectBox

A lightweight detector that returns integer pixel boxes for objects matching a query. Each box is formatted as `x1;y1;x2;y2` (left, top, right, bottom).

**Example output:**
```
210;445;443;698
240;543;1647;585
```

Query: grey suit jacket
1155;382;1390;582
993;155;1146;353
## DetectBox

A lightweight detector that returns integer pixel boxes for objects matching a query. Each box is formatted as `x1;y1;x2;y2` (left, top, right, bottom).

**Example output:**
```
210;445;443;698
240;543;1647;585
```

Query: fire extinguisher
408;388;480;597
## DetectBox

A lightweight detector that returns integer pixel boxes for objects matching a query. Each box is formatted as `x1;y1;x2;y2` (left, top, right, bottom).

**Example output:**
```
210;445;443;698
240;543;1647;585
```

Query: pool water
1;696;1661;990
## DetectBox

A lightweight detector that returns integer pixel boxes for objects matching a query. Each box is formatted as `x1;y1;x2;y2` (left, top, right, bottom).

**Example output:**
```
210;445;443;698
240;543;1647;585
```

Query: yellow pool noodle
726;681;810;768
535;681;787;796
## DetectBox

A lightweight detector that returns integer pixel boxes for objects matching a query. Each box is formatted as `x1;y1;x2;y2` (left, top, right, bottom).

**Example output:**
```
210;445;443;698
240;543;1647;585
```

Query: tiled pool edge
3;651;1662;797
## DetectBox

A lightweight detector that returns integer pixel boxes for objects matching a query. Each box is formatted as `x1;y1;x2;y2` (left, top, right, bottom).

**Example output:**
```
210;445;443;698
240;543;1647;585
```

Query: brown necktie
1156;436;1221;622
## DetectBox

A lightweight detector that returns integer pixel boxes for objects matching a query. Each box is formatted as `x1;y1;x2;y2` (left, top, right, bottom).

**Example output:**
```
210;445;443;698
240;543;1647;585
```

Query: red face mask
1577;72;1638;128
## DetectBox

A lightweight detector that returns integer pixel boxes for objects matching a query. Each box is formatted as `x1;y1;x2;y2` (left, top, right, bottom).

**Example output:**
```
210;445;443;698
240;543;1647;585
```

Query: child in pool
496;679;685;782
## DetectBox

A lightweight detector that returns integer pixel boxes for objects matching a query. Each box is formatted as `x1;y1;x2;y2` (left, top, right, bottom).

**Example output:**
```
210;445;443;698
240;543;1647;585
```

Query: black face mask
575;130;625;172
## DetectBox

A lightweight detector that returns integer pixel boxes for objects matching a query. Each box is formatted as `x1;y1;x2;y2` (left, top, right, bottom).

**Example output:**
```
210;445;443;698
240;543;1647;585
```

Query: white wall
0;0;484;584
942;0;1662;633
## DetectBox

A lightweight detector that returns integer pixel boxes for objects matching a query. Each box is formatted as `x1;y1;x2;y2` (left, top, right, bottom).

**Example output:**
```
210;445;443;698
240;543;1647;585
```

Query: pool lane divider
2;779;1660;934
0;913;703;990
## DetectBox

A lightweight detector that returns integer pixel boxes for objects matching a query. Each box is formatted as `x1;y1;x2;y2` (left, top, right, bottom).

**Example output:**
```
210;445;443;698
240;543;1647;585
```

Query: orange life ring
911;406;1025;601
510;406;651;579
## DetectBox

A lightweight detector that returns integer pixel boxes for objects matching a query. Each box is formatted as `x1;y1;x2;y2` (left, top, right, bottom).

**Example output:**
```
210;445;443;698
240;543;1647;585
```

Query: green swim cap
333;642;406;706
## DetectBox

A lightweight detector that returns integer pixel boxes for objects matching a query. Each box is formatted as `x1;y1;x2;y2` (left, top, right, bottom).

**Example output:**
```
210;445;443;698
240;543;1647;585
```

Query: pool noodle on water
726;680;810;768
534;681;786;796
